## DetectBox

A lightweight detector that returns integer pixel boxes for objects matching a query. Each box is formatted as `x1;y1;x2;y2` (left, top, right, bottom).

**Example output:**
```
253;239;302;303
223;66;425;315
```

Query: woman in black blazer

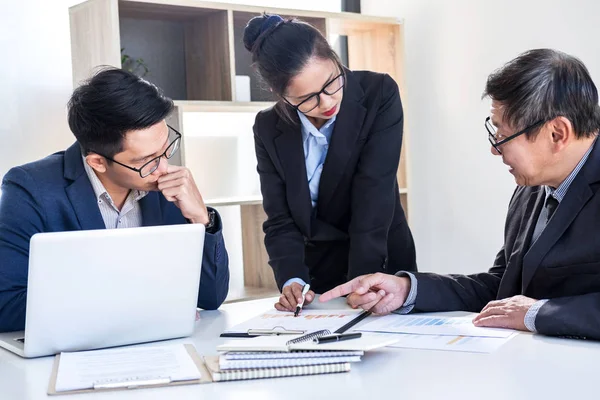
244;14;417;312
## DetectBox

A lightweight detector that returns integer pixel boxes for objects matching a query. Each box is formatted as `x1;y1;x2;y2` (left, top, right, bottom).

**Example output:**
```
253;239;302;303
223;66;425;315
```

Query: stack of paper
211;309;400;382
211;333;398;382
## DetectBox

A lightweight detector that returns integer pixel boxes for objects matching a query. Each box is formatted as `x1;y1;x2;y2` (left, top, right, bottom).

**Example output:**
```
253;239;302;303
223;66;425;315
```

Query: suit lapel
521;138;600;291
140;192;163;226
496;187;543;298
274;115;312;237
63;143;105;230
317;71;367;215
522;176;593;291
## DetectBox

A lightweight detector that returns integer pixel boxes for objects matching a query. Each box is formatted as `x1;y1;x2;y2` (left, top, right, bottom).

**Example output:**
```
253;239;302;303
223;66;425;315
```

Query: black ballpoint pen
294;284;311;317
313;332;362;344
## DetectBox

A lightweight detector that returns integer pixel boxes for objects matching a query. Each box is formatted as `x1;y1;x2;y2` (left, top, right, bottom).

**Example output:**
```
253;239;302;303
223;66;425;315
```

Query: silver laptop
0;224;205;358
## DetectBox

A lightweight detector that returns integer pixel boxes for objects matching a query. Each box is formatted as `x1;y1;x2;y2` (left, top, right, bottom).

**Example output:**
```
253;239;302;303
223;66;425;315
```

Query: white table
1;296;598;400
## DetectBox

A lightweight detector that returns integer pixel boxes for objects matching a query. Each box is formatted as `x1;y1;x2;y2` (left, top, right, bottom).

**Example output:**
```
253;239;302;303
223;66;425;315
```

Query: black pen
294;284;311;317
313;332;362;344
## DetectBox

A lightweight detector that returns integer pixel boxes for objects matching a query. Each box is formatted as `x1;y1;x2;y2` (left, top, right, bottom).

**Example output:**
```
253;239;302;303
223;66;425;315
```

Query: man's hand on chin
157;165;209;225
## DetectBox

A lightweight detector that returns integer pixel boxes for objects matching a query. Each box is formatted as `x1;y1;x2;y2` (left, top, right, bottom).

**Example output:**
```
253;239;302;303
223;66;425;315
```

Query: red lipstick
323;105;337;117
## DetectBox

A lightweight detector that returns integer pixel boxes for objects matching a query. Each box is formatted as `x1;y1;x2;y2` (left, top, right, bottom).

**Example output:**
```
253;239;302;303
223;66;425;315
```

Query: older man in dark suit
320;48;600;340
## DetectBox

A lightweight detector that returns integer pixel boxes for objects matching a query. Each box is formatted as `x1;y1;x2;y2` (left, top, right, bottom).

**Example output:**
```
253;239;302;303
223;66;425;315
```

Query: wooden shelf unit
69;0;409;301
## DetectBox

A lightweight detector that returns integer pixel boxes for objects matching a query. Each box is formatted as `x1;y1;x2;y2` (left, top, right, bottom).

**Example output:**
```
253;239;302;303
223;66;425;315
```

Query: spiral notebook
203;356;351;382
219;355;361;370
222;350;364;360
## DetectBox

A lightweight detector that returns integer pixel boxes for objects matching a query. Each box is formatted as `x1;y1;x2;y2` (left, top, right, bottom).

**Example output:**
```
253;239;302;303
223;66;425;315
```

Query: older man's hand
472;295;538;331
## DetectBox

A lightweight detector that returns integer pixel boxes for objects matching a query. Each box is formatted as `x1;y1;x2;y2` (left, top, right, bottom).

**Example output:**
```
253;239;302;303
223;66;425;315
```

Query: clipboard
221;326;305;338
220;309;368;338
47;344;213;395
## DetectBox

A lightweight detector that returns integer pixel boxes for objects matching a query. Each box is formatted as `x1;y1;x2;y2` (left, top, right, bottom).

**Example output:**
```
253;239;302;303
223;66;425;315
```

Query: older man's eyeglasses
284;73;345;114
485;117;544;154
96;125;182;178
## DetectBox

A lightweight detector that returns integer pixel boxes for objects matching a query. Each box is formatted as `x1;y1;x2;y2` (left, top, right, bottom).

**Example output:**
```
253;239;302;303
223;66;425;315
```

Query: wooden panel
185;11;232;100
398;141;408;189
69;0;121;87
346;23;408;199
400;193;409;221
240;204;277;290
346;25;401;80
123;0;398;25
226;10;237;101
119;0;218;20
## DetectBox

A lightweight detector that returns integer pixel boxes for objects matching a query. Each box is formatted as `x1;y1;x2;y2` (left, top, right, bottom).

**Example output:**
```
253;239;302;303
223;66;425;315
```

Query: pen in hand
313;332;362;344
294;284;311;317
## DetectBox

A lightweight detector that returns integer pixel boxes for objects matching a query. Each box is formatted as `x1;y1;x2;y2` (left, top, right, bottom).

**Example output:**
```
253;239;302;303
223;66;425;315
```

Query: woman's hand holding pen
275;282;315;312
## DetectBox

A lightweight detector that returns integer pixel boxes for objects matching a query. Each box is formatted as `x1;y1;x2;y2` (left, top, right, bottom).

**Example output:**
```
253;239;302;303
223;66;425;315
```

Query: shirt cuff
283;277;307;289
392;271;417;314
524;299;549;333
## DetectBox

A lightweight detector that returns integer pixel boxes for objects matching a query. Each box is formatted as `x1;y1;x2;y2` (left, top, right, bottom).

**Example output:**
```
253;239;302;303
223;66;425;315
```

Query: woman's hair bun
243;14;284;52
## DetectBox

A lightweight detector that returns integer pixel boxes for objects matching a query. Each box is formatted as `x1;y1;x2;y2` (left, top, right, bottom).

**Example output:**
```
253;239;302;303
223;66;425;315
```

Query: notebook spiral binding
286;329;332;345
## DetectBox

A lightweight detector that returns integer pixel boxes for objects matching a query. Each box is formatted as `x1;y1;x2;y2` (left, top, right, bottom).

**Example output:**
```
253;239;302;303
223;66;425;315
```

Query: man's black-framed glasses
284;73;345;113
98;125;182;178
485;117;545;154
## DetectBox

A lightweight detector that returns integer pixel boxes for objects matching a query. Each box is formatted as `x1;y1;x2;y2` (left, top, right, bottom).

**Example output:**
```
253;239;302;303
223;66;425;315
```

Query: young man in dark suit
321;49;600;340
0;68;229;333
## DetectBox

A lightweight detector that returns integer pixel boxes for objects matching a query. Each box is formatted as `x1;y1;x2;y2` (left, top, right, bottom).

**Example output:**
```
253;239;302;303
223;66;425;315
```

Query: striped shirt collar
546;138;596;202
82;157;148;203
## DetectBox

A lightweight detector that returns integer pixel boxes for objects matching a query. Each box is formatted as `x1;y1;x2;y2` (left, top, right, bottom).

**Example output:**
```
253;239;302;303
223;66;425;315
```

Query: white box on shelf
181;111;262;203
235;76;251;102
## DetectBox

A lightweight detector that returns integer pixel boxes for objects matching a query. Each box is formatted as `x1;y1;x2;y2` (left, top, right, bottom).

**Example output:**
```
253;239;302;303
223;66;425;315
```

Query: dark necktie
545;195;559;223
531;194;559;245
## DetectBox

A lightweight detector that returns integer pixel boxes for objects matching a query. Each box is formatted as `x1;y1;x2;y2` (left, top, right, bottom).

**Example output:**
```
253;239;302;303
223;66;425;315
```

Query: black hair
67;67;174;158
483;48;600;139
243;14;344;123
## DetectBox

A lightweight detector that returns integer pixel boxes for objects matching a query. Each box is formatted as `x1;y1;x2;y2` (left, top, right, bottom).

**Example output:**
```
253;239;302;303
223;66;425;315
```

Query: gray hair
483;49;600;139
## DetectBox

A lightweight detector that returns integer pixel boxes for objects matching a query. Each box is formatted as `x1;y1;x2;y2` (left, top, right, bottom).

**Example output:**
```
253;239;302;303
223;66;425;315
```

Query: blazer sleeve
254;119;309;290
410;249;506;312
346;74;406;279
535;293;600;340
408;188;522;313
197;208;230;310
0;167;44;332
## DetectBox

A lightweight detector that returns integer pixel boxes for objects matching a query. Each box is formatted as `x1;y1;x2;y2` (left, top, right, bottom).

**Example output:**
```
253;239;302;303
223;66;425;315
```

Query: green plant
121;48;150;77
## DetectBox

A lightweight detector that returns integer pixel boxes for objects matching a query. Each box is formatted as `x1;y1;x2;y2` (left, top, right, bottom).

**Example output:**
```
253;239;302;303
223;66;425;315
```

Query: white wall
362;0;600;275
1;0;81;181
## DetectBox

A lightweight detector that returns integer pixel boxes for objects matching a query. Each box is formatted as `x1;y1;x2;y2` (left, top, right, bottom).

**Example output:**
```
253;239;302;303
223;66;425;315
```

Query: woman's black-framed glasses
284;73;345;113
98;125;182;178
485;116;545;154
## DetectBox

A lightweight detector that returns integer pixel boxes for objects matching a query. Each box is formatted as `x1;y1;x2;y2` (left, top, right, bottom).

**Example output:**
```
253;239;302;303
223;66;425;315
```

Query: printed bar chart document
386;333;519;353
357;314;516;338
